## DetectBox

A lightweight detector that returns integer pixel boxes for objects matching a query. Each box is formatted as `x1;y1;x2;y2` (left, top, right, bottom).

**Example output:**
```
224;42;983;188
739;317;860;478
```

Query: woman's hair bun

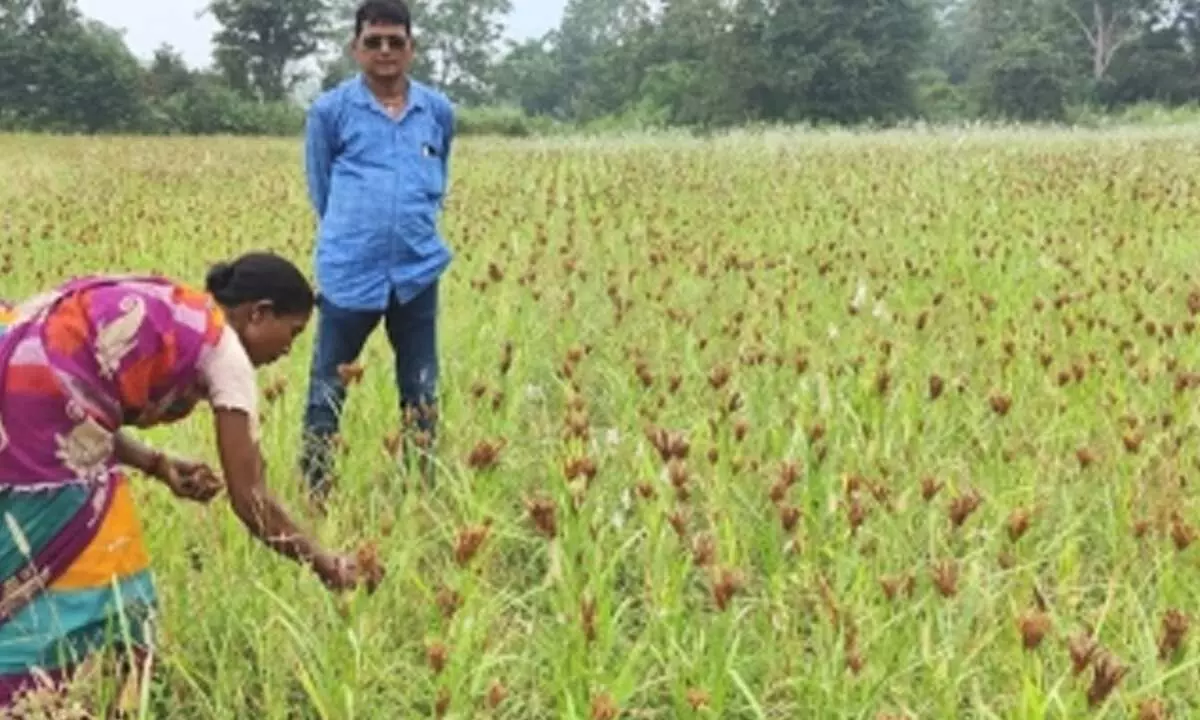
205;262;236;294
202;252;315;316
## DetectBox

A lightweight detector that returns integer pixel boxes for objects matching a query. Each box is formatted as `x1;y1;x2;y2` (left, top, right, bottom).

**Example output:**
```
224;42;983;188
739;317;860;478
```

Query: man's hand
151;454;223;503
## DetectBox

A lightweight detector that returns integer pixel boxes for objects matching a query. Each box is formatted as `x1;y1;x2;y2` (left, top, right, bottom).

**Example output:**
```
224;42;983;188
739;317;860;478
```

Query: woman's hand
312;551;385;594
152;455;223;503
115;432;221;503
212;408;387;593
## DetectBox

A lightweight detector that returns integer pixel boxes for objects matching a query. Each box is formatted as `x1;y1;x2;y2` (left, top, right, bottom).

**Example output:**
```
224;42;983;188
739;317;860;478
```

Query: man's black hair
355;1;412;37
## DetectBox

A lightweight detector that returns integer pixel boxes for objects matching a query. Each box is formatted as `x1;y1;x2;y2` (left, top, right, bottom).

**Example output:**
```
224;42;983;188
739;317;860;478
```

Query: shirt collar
351;73;427;114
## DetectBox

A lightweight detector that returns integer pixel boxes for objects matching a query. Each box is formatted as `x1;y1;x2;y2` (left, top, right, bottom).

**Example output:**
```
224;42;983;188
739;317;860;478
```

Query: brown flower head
931;559;958;598
1086;651;1128;708
921;476;943;502
847;497;868;535
590;693;618;720
467;438;506;471
929;374;945;400
780;505;801;532
708;364;731;390
563;411;590;441
1170;517;1196;551
1018;609;1052;650
426;640;448;674
525;496;558;540
1138;698;1168;720
436;586;461;620
487;679;508;709
710;566;743;611
1076;446;1096;469
382;429;402;456
454;521;492;566
1158;609;1189;662
667;458;689;489
1068;631;1097;675
564;455;598;483
667;509;687;537
337;362;365;386
768;477;789;505
1007;507;1032;542
948;488;983;529
880;573;915;601
691;532;716;567
356;540;381;579
646;425;689;463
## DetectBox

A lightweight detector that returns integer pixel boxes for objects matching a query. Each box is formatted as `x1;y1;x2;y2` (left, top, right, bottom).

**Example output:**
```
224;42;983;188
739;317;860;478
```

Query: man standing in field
300;0;455;498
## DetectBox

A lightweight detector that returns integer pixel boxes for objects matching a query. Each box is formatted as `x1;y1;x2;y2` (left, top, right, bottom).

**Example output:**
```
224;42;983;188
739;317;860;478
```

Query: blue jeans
300;281;439;496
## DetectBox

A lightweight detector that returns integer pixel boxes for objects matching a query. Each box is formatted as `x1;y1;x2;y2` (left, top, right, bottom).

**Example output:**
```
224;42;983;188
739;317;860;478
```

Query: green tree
420;0;513;104
144;44;195;99
0;0;147;132
491;36;568;117
554;0;654;120
963;0;1074;121
206;0;330;101
1056;0;1155;83
1101;1;1200;105
803;0;934;124
714;0;935;126
636;0;736;126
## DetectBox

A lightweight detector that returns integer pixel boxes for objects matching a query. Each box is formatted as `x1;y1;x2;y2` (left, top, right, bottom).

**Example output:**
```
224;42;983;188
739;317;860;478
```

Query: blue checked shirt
304;74;455;311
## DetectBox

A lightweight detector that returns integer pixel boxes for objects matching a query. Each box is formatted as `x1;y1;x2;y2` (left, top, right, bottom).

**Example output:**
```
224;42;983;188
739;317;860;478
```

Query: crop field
2;126;1200;719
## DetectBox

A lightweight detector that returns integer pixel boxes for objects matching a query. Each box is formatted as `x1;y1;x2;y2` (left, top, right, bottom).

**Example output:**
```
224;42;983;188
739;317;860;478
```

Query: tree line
2;0;1199;137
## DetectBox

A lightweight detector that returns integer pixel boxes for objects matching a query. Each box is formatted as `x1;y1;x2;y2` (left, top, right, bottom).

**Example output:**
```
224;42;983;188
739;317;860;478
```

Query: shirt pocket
411;122;447;200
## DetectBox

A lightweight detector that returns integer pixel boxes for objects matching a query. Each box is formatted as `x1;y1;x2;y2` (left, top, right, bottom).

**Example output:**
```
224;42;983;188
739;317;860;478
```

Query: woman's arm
114;431;163;477
212;407;364;589
196;324;379;592
114;430;222;502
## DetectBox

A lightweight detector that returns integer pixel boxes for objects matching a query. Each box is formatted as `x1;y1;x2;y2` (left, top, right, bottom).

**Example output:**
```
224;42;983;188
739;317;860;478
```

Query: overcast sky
76;0;566;68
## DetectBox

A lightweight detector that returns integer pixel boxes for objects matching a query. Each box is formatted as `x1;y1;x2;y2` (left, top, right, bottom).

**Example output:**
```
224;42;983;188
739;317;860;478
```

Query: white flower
55;415;114;482
850;281;867;312
95;295;145;379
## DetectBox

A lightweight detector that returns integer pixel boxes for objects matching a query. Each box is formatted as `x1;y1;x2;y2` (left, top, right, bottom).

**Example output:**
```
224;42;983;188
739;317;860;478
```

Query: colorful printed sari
0;276;226;708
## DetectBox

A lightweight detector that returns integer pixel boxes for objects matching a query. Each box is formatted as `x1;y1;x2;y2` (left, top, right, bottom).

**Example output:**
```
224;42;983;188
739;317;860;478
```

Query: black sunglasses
361;34;409;51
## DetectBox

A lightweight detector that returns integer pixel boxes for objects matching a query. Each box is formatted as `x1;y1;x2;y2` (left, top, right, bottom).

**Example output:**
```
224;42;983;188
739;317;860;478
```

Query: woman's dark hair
204;252;315;316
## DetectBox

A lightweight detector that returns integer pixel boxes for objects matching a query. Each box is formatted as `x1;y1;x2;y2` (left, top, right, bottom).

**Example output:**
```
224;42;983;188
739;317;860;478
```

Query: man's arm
441;99;455;169
437;98;455;210
304;103;335;219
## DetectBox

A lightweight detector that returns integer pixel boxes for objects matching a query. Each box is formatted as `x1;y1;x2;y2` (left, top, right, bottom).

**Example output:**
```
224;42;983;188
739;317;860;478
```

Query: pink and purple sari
0;275;226;708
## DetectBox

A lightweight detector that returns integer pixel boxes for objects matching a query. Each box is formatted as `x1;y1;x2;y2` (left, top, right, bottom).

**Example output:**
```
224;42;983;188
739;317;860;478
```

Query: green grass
2;125;1200;719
